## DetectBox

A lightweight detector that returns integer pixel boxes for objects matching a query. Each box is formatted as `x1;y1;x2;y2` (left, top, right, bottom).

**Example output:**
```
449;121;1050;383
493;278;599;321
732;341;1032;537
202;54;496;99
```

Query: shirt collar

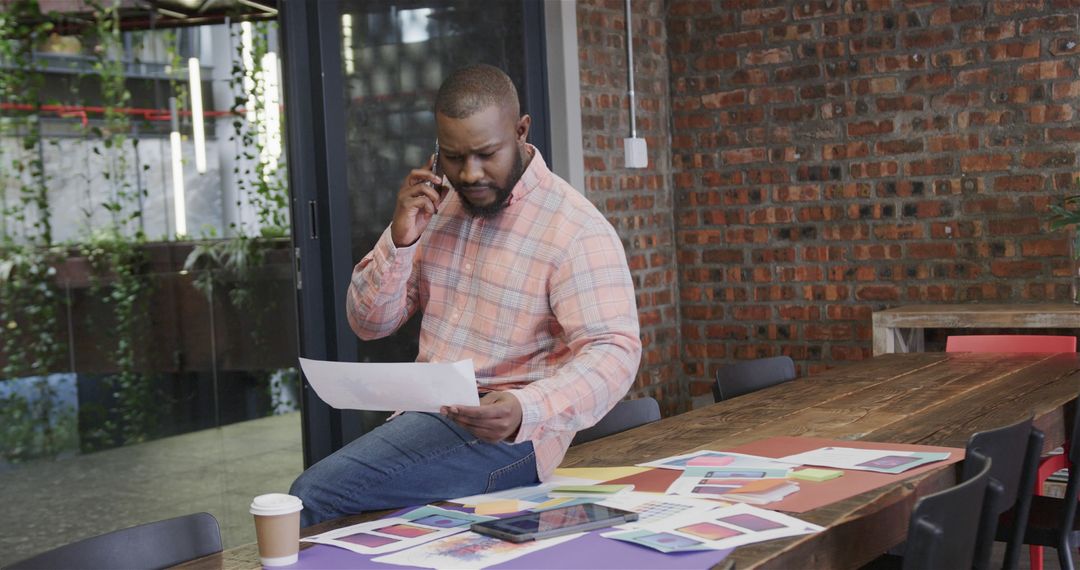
508;144;548;206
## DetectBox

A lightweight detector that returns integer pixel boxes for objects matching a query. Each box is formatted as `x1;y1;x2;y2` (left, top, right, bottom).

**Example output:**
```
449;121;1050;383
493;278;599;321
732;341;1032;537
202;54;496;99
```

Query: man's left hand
442;391;522;443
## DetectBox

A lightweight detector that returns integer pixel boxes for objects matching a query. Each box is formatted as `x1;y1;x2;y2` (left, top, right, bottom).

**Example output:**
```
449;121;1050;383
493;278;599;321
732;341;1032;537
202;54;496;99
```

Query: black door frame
280;0;551;467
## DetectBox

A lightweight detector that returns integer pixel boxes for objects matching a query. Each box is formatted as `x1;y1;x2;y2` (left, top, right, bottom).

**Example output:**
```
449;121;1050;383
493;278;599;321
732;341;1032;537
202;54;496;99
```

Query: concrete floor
0;412;303;568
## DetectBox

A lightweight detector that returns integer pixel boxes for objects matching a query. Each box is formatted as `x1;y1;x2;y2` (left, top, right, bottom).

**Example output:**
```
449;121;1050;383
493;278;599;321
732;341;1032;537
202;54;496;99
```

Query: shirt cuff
371;226;417;275
506;386;546;444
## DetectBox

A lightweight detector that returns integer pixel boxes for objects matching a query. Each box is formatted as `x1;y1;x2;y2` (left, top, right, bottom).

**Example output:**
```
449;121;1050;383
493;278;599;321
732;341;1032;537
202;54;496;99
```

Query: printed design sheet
372;529;582;569
302;506;494;555
597;492;728;528
777;447;951;474
665;464;796;501
603;503;823;553
637;450;797;472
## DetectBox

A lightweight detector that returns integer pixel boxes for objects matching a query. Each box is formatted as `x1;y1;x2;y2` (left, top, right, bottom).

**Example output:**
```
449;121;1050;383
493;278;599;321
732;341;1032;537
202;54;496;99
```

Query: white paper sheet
298;357;479;412
777;447;951;474
602;502;823;553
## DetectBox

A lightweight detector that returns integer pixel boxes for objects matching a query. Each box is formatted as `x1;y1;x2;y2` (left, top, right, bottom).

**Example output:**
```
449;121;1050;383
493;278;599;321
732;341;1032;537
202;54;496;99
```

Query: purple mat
284;532;732;569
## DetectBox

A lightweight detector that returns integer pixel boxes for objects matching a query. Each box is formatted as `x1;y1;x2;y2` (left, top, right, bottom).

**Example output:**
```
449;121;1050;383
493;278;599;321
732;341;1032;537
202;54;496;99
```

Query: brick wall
577;0;686;414
667;0;1080;401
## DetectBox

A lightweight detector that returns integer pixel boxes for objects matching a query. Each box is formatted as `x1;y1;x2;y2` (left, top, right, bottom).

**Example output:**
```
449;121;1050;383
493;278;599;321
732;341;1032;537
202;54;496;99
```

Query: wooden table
179;352;1079;570
871;303;1080;355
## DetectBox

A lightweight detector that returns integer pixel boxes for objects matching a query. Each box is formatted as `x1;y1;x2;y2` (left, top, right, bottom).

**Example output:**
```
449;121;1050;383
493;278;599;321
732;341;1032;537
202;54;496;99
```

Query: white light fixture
341;14;355;75
188;57;206;173
170;131;187;237
260;51;282;177
169;97;187;238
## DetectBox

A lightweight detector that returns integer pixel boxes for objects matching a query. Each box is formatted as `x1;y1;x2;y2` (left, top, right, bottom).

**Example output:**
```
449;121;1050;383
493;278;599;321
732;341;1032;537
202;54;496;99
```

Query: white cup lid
250;493;303;516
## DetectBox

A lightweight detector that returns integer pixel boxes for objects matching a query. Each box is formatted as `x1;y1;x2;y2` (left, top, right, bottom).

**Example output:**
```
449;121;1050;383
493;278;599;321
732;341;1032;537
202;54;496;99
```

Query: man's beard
457;149;525;219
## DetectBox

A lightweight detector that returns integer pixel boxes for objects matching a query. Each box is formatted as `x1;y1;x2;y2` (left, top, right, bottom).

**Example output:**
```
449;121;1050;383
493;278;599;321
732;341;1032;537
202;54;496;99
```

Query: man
290;64;641;527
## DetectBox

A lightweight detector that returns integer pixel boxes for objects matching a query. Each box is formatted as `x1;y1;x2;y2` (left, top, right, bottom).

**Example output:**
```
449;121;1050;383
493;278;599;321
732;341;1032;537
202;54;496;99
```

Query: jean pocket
484;450;537;493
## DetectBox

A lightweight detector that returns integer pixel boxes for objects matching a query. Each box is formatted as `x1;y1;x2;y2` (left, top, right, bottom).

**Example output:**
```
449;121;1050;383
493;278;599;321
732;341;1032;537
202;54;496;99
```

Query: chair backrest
713;355;796;402
962;417;1044;570
571;397;660;446
945;335;1077;354
1061;392;1080;536
902;453;993;570
9;512;222;570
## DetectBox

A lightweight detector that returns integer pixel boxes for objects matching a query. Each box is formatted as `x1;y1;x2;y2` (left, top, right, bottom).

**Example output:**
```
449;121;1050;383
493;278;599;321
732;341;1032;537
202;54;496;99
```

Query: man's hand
442;391;523;444
390;156;446;247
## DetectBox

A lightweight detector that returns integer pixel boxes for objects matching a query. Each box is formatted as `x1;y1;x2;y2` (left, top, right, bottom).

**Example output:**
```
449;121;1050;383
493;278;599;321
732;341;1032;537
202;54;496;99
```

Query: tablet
470;503;639;543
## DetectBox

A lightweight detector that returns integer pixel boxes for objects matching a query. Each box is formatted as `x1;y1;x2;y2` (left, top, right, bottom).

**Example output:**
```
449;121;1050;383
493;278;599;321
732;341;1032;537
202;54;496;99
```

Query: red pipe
0;102;241;124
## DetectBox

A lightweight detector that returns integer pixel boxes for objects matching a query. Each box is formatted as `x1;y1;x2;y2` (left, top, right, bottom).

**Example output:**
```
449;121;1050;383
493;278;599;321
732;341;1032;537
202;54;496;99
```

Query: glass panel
0;19;299;565
341;0;528;363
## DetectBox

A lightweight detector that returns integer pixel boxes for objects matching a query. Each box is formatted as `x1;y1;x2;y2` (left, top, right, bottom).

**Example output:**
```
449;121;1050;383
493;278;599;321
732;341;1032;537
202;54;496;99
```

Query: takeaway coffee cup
250;493;304;567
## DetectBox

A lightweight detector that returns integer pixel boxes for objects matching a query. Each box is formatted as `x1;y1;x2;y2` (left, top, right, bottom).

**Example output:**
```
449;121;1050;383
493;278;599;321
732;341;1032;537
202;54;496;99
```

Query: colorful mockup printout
777;447;951;474
597;492;728;527
298;357;479;413
372;529;582;569
603;502;823;553
302;506;494;555
549;484;634;497
665;463;795;501
637;450;798;472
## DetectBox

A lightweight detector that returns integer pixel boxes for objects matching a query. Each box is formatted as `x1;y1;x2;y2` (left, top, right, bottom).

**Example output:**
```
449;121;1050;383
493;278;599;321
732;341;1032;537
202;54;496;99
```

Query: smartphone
431;139;440;180
470;503;638;543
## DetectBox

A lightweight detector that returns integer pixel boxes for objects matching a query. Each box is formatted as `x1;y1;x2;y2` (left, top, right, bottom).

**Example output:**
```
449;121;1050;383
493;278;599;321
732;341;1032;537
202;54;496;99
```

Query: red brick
908;243;958;259
714;30;764;49
1021;151;1075;168
722;147;768;165
929;4;984;24
961;154;1013;172
745;47;793;65
988;41;1042;60
993;175;1046;192
903;29;954;49
992;1;1047;16
848;120;894;136
1019;14;1077;33
989;218;1042;235
1018;61;1075;80
990;260;1043;277
855;285;900;301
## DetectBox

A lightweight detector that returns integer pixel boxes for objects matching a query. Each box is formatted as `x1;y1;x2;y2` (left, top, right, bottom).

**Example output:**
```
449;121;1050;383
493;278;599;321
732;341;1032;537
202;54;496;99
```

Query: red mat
601;436;964;513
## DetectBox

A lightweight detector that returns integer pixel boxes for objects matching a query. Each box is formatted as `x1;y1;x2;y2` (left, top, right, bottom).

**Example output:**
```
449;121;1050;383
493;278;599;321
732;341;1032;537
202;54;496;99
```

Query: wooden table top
179;352;1080;570
872;302;1080;328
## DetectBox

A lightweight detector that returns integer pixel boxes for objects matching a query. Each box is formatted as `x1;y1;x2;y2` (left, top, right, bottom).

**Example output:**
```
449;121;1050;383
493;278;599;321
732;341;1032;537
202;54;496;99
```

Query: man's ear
516;114;531;143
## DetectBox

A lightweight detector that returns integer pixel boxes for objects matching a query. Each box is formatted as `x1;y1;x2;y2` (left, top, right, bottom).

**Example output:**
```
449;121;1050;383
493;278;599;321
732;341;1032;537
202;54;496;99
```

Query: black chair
901;453;994;570
962;417;1044;570
571;397;660;446
713;355;796;402
997;393;1080;570
9;512;222;570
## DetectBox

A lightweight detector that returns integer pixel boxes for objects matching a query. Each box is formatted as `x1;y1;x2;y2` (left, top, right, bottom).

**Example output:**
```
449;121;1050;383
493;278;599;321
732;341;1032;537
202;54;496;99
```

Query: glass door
281;0;549;466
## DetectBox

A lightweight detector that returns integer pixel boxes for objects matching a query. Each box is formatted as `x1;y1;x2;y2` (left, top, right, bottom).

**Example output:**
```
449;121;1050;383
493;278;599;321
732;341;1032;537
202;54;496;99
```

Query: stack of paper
778;447;950;474
717;479;800;505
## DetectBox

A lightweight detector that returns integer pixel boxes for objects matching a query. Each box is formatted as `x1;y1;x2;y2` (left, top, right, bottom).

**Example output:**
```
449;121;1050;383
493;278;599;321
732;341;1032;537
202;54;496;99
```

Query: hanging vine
79;0;155;448
229;20;288;238
0;0;73;463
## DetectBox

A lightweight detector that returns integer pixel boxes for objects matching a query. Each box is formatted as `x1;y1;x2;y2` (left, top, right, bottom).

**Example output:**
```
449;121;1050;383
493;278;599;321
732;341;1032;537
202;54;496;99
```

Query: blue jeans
289;412;539;527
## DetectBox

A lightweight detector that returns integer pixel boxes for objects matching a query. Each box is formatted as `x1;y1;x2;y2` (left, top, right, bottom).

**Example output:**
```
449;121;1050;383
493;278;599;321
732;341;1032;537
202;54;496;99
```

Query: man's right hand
390;156;445;247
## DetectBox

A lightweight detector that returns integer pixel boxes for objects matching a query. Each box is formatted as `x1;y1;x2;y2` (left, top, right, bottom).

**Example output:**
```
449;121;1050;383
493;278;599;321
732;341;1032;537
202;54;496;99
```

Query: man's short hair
435;64;520;119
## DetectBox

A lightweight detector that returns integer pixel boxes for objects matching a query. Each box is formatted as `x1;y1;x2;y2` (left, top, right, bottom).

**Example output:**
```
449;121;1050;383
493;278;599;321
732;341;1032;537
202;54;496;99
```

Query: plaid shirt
347;147;642;479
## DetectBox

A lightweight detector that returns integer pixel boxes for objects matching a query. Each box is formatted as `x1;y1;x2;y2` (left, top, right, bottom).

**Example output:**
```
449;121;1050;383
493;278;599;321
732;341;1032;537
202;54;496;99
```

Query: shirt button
465;263;472;270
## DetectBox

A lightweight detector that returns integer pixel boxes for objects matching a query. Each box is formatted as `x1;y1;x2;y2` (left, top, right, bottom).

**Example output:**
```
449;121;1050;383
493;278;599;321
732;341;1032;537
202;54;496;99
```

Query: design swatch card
777;447;951;474
302;506;494;555
603;502;823;553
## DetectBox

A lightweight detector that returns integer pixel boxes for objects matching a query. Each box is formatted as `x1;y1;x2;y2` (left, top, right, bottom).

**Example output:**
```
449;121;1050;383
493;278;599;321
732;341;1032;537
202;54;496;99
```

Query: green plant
1048;181;1080;303
228;21;288;238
